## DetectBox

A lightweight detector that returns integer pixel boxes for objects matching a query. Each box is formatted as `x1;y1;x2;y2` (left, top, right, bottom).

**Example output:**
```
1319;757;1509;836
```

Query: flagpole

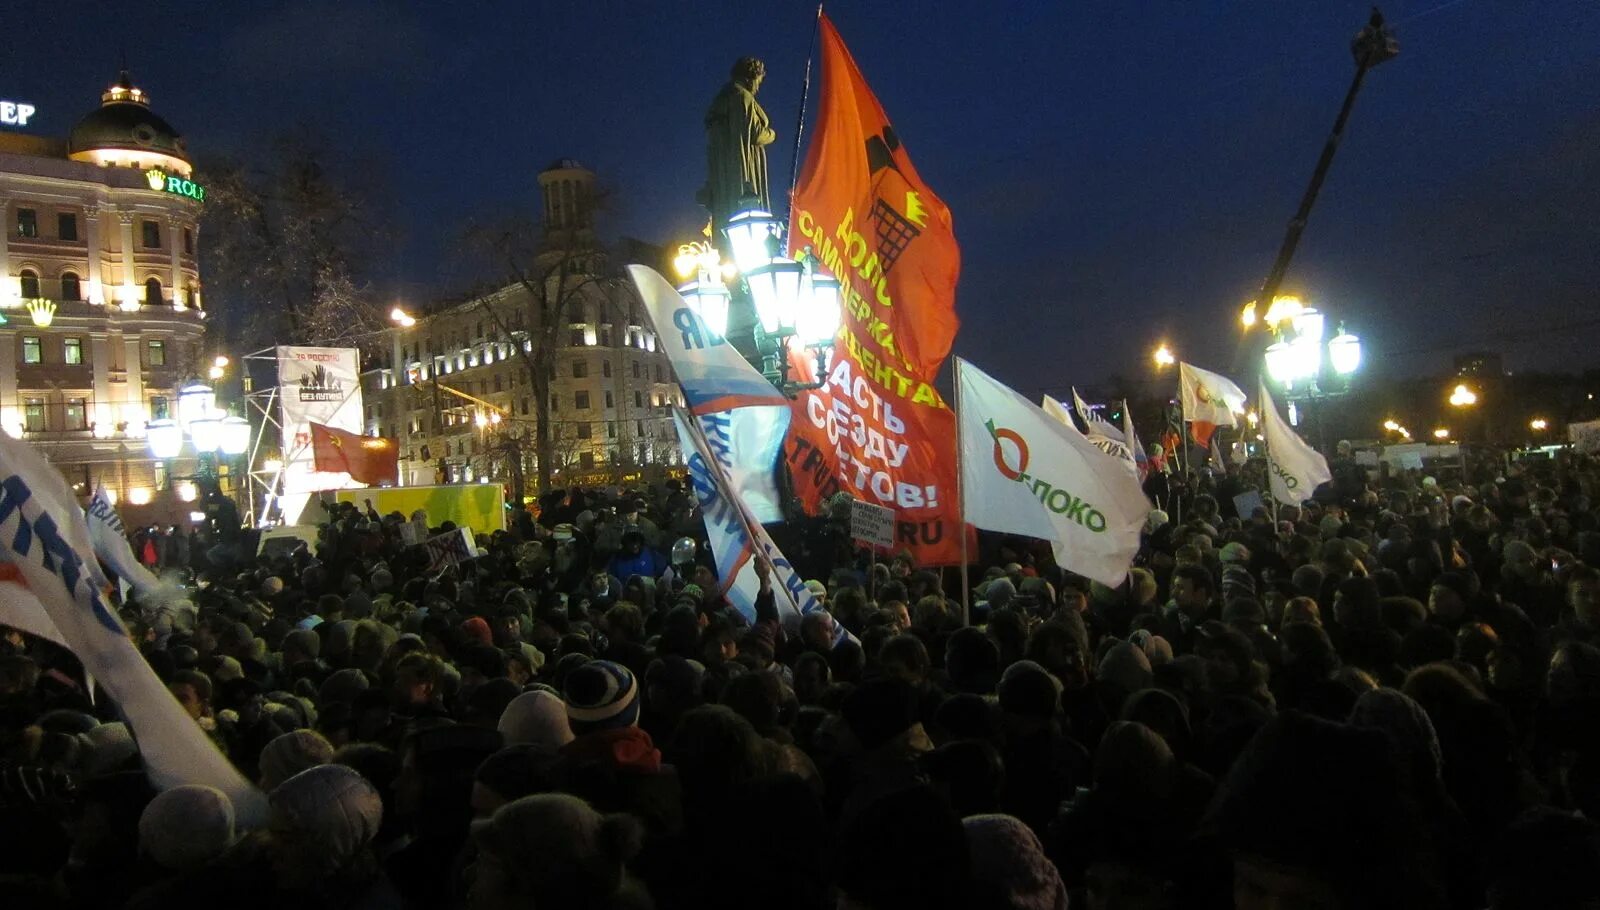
955;358;971;626
786;3;826;202
1259;380;1279;525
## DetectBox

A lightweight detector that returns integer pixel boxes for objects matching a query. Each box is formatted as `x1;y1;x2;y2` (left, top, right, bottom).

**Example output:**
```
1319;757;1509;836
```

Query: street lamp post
1262;304;1361;449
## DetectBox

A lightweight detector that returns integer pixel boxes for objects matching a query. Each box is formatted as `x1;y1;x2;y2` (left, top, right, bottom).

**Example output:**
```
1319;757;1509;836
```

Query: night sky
8;0;1600;394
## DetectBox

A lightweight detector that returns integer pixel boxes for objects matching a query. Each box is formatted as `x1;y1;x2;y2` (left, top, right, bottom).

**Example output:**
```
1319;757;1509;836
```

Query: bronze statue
700;57;776;242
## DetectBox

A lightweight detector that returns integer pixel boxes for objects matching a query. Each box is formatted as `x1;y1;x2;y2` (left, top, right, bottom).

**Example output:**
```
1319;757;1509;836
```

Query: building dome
67;70;188;167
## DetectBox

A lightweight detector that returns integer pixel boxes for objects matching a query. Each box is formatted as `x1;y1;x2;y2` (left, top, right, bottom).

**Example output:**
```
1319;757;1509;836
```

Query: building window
604;391;613;408
21;336;41;364
147;339;166;366
150;396;169;420
607;421;617;438
19;270;40;299
23;399;44;432
577;422;591;439
655;365;665;382
599;326;612;347
58;213;78;242
602;360;612;378
572;360;587;379
144;277;163;306
575;391;590;410
520;397;530;416
141;220;160;249
185;286;198;309
64;398;87;431
569;327;587;346
633;390;643;408
493;374;502;392
632;362;641;379
16;208;38;238
550;394;559;413
60;272;81;301
183;228;193;255
580;452;596;470
63;337;83;365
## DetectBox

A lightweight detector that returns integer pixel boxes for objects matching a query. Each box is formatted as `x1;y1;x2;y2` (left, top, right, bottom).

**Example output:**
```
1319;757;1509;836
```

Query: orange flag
310;422;399;486
783;14;967;565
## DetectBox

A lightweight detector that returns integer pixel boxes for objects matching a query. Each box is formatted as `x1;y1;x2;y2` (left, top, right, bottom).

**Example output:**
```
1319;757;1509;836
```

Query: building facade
0;71;207;509
363;161;682;496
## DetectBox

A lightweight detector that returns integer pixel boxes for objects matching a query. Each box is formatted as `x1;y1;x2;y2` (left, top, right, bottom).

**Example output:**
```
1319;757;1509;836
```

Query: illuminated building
0;70;206;504
365;161;682;492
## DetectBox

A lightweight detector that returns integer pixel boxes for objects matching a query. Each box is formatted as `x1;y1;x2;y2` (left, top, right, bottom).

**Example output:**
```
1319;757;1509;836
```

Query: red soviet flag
310;422;399;486
783;14;967;565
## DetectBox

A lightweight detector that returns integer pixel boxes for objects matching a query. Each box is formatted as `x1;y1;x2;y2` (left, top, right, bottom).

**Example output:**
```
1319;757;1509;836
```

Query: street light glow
1240;301;1257;328
390;306;416;328
1152;344;1176;368
1433;428;1450;439
1531;418;1548;431
1449;384;1478;407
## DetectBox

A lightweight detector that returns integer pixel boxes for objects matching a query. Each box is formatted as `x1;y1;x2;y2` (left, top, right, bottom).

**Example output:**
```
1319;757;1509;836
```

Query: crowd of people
3;445;1600;909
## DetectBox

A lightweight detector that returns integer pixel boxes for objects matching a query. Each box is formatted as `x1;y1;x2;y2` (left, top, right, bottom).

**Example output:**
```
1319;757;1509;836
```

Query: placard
850;499;896;549
424;527;476;572
1232;490;1265;519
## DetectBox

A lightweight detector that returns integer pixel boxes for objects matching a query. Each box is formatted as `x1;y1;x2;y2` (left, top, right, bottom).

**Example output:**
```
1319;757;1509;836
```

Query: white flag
1072;389;1137;477
1122;401;1149;478
1041;394;1076;429
0;434;266;825
1260;380;1331;504
673;411;832;635
1179;362;1247;428
86;484;160;597
959;360;1148;586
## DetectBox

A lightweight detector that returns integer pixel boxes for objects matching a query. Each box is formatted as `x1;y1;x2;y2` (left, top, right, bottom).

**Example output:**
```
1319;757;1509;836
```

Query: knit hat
259;729;335;790
1219;542;1251;564
1128;629;1175;666
1348;687;1442;784
461;616;494;647
1097;641;1154;695
997;660;1062;720
498;690;575;750
139;784;235;871
804;579;828;599
471;793;644;901
212;655;244;682
318;667;370;707
79;722;138;777
562;661;640;734
282;628;321;660
963;814;1069;910
268;764;383;876
260;576;285;597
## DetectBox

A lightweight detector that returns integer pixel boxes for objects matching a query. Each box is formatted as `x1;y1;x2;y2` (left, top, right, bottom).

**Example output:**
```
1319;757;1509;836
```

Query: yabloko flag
783;13;965;564
1179;362;1247;447
1259;380;1332;504
959;360;1148;587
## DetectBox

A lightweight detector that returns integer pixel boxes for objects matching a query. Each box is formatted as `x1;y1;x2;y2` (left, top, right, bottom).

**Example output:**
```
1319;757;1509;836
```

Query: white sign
0;100;36;127
275;347;363;522
1571;420;1600;454
850;499;896;549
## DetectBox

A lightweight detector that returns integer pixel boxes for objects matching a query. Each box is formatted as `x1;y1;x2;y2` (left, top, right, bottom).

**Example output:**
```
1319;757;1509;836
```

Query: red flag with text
784;14;966;564
310;422;399;486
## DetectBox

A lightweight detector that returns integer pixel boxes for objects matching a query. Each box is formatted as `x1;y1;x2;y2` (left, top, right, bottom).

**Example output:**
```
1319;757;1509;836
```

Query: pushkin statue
700;57;776;244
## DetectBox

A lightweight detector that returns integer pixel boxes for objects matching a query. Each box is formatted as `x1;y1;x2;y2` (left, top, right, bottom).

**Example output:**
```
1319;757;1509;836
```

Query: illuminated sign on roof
144;168;205;202
1;100;36;127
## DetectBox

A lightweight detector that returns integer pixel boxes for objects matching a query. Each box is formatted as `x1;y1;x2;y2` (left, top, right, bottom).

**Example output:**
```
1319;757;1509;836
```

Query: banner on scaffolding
275;347;363;522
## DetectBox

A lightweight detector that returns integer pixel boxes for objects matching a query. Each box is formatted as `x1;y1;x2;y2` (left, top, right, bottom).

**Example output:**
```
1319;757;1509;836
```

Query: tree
458;213;639;495
199;130;390;352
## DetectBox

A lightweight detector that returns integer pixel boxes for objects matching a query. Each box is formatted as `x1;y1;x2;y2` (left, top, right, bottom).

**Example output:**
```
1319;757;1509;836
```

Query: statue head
731;57;766;93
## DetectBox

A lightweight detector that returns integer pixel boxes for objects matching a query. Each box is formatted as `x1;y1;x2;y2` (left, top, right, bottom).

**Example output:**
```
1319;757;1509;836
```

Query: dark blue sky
8;0;1599;393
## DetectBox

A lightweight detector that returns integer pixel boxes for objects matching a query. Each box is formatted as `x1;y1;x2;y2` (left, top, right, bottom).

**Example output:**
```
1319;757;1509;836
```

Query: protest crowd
2;443;1600;910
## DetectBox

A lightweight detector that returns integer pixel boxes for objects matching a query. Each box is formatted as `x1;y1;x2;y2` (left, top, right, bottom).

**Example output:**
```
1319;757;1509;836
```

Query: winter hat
260;577;285;597
741;624;776;662
1348;687;1442;784
1128;629;1175;666
139;785;235;871
212;655;244;682
461;616;494;647
997;660;1062;720
259;729;335;790
945;627;1002;694
268;764;383;876
804;579;828;599
1094;720;1176;800
79;723;138;777
282;628;321;660
1219;542;1251;564
1097;641;1154;695
471;793;644;902
963;814;1069;910
842;677;921;751
984;578;1016;611
836;785;970;910
498;690;576;750
562;661;640;734
318;667;370;707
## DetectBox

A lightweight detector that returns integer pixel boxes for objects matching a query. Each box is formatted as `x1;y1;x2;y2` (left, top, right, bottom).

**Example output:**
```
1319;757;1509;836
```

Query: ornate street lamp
176;380;215;431
146;418;182;459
